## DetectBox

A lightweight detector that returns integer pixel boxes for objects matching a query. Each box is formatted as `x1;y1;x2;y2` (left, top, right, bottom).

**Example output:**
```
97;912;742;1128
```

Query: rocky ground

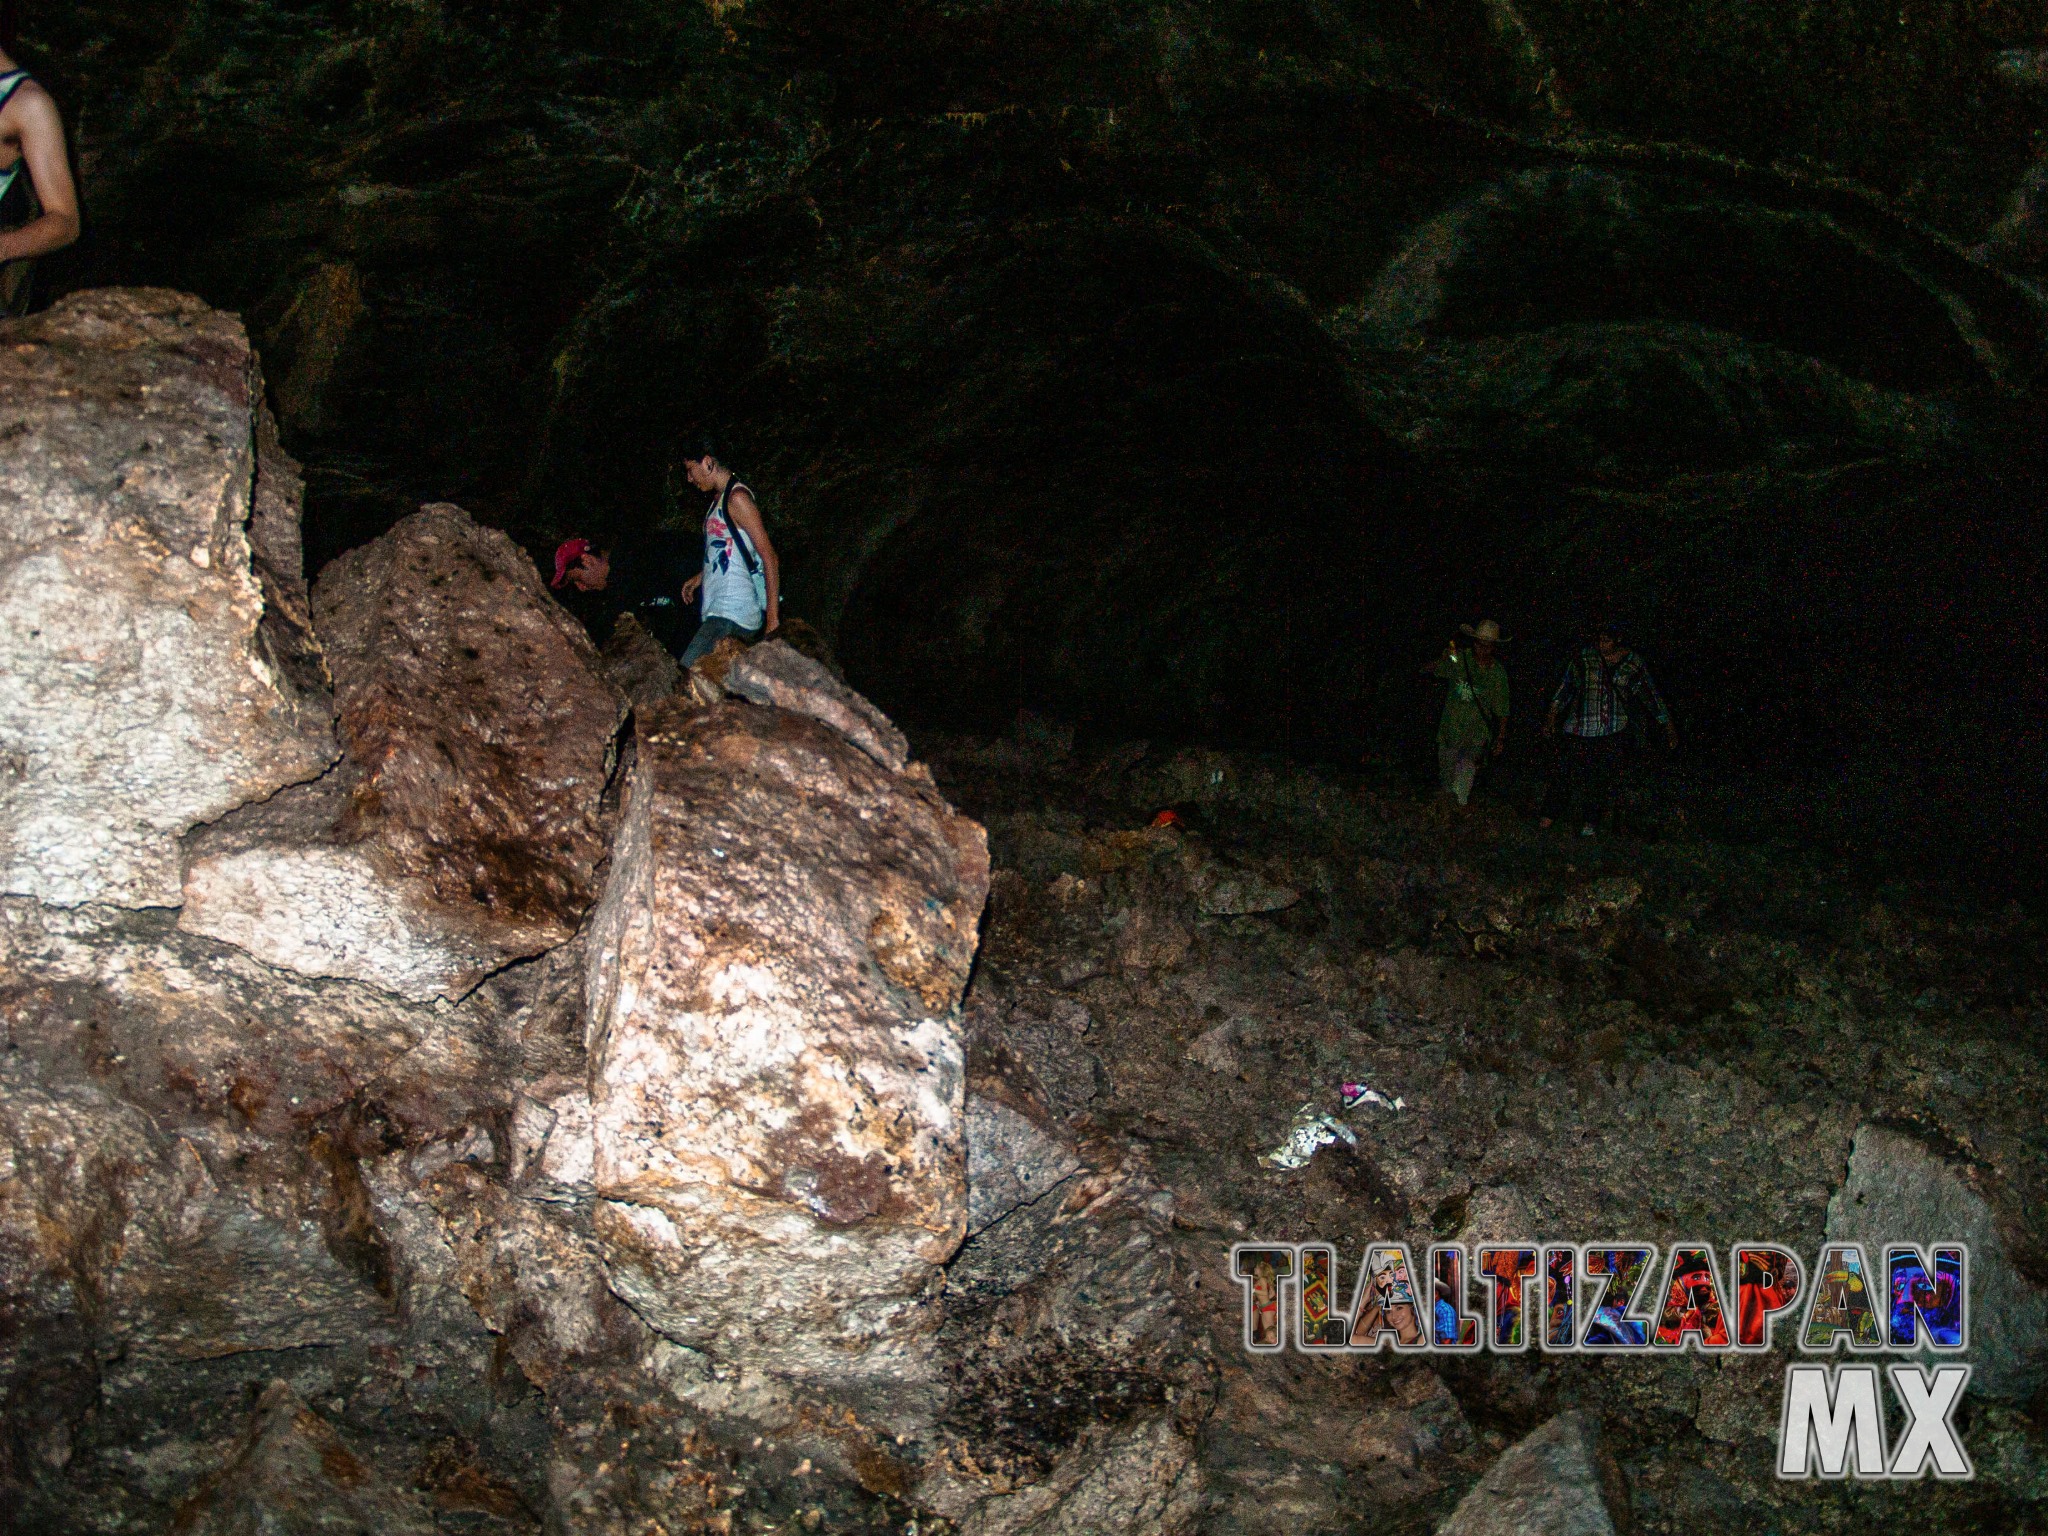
3;289;2045;1535
927;722;2048;1533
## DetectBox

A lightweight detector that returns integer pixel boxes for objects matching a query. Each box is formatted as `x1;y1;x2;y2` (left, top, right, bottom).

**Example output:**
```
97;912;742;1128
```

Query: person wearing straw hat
1421;620;1510;807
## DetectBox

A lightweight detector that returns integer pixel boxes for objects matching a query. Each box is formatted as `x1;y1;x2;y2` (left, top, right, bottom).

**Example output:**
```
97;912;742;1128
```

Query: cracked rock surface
0;289;335;908
584;695;988;1404
180;502;628;1001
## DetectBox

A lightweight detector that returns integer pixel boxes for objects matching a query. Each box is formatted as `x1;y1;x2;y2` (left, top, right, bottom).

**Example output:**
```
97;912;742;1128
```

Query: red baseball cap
551;538;591;589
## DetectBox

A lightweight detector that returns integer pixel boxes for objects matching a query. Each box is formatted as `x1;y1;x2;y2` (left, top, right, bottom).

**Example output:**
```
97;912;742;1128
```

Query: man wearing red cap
551;526;700;648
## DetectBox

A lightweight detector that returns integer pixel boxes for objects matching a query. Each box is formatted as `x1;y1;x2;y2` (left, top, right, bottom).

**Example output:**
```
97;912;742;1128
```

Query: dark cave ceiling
20;0;2048;864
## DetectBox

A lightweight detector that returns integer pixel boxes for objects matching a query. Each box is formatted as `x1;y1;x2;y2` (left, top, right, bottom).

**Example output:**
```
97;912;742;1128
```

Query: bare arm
0;85;80;263
726;488;780;633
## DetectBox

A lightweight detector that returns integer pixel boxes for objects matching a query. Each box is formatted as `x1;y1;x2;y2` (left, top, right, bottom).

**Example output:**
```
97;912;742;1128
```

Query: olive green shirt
1433;653;1509;751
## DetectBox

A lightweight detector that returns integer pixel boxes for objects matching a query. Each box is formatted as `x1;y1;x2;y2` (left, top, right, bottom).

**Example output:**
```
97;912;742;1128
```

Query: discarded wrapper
1341;1081;1406;1112
1261;1103;1359;1170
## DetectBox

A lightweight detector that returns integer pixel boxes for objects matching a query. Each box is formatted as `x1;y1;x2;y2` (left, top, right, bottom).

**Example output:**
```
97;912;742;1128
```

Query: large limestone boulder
1825;1121;2048;1400
181;503;628;1000
0;289;336;907
1437;1412;1620;1536
584;692;988;1390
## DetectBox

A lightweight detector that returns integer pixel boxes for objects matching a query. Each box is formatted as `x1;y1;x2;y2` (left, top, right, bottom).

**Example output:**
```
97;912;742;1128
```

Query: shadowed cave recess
13;5;2048;1536
30;0;2048;887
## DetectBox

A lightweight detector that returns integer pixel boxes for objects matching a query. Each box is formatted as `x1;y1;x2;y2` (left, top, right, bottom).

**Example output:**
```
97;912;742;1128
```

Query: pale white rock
179;771;510;1003
0;290;335;907
584;696;988;1393
1825;1121;2048;1399
181;840;490;1001
511;1078;598;1191
1437;1413;1617;1536
541;1089;598;1188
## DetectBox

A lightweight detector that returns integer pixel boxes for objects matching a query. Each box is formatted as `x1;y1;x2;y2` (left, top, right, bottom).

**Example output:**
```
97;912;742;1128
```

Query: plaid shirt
1550;647;1669;739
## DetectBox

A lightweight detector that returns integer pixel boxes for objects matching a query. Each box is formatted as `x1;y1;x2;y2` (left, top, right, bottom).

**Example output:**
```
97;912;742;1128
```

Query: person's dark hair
676;431;728;468
0;1;16;55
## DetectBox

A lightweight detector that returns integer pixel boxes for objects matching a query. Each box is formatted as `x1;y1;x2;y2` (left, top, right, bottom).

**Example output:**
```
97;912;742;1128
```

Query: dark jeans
1547;733;1626;827
679;615;763;666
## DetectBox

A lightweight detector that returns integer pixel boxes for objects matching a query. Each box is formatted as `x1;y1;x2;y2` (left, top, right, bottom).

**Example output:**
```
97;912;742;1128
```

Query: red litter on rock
1150;809;1186;829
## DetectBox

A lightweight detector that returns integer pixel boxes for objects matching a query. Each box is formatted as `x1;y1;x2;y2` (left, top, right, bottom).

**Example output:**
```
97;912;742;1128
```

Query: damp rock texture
1437;1413;1618;1536
597;611;682;711
180;503;627;1000
584;693;989;1391
0;288;335;908
1824;1122;2048;1400
170;1381;440;1536
724;639;911;772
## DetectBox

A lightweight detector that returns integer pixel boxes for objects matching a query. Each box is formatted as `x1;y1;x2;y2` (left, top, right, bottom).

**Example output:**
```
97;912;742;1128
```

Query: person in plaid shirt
1540;624;1677;835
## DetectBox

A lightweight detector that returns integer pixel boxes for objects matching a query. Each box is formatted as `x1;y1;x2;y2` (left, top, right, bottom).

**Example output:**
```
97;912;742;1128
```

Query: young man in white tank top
676;437;780;666
0;41;80;313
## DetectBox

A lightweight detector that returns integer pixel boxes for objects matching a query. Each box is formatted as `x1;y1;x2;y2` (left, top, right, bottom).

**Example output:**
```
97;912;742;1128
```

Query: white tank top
701;479;766;628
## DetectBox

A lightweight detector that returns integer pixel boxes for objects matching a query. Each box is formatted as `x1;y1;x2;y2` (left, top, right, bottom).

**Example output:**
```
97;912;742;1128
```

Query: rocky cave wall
19;0;2048;881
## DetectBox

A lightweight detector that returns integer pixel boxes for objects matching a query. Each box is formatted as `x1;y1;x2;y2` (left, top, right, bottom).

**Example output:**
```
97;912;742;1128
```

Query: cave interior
7;1;2048;1532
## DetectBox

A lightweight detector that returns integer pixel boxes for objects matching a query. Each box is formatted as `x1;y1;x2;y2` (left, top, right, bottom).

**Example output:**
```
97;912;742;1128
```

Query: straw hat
1459;620;1509;643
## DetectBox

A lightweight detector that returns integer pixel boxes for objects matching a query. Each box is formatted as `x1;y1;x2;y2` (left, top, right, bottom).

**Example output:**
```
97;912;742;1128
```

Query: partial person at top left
0;37;81;314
